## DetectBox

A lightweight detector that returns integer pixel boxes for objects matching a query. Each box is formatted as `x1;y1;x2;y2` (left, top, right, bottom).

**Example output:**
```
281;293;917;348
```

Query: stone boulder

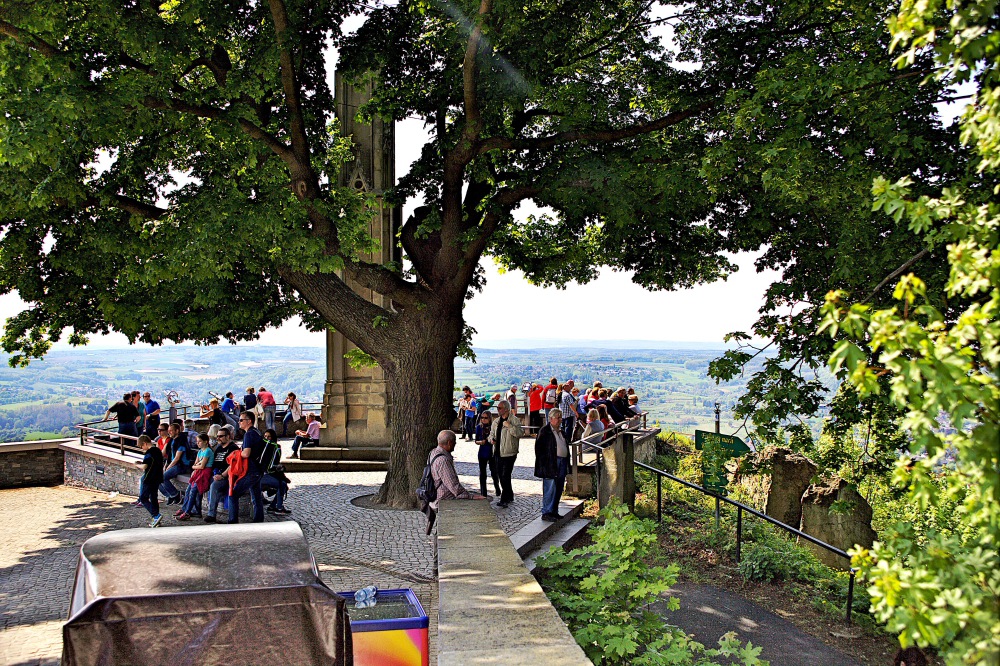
799;478;877;570
743;447;818;528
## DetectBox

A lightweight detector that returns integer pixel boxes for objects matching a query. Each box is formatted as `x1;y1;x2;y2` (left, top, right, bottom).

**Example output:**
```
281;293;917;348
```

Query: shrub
536;503;768;666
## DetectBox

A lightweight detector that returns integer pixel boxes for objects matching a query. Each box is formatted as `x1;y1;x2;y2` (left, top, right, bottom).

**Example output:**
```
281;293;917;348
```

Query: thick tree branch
113;195;168;220
478;101;716;155
69;193;169;220
462;0;492;144
461;184;541;266
267;0;312;169
139;95;296;167
0;19;60;57
400;206;438;284
343;262;423;307
278;267;395;356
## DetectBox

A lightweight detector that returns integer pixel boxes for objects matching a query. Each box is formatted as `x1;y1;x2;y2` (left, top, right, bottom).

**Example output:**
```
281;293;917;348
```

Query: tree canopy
0;0;966;505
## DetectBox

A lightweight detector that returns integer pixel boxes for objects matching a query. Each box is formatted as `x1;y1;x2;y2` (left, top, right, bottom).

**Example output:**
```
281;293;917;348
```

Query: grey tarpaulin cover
62;521;352;666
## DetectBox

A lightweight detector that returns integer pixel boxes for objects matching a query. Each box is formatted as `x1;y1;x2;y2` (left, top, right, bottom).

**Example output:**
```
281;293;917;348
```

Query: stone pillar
321;73;400;448
598;432;635;511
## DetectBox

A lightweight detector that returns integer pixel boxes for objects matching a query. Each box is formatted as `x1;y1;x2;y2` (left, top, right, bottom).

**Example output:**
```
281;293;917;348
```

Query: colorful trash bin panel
338;588;428;666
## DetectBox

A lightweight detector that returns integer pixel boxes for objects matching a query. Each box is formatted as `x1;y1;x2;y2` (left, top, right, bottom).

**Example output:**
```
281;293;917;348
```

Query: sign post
695;430;751;528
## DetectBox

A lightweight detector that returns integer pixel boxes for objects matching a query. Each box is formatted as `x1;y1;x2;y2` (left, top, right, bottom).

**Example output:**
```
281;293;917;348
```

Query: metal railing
76;400;325;456
634;459;858;624
568;413;650;494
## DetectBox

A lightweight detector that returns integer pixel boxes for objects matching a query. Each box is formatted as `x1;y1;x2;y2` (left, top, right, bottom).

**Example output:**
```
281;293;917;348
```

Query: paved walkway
0;441;546;666
658;583;862;666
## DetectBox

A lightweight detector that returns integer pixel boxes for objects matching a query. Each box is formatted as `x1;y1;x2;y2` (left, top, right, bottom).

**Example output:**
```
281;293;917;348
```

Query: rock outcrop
799;478;877;570
744;447;818;528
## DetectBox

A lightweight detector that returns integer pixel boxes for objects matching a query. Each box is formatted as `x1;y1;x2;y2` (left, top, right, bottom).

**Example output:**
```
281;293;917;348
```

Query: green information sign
694;430;751;495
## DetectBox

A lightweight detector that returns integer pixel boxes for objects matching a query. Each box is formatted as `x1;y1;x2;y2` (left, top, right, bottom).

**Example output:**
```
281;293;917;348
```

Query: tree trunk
373;310;462;508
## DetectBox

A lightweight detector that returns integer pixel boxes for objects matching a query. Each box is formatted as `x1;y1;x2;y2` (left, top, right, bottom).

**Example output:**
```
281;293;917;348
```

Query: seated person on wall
282;392;303;436
289;413;321;459
242;386;257;413
228;411;266;524
259;428;292;515
423;430;485;533
176;433;213;520
159;422;192;505
611;387;633;423
204;426;240;523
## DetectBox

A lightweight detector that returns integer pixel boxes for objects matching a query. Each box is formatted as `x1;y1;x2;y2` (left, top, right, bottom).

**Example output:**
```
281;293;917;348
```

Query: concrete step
281;459;387;473
299;446;389;461
523;518;591;573
510;498;586;558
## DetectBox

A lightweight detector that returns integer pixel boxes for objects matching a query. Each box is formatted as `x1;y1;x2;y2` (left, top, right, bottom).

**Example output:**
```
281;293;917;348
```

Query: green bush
536;503;768;666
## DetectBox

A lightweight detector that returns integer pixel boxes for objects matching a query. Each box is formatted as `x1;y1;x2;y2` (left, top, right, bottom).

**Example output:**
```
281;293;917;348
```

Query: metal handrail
634;459;858;624
567;414;651;494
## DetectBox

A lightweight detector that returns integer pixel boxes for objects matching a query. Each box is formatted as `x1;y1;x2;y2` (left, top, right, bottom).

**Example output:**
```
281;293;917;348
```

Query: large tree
0;0;954;506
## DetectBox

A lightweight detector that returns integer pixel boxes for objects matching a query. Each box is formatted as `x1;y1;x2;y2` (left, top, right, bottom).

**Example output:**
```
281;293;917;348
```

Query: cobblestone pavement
0;439;544;666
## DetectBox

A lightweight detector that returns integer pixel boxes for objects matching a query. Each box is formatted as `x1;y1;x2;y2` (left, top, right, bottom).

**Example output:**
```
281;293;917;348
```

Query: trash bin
338;588;428;666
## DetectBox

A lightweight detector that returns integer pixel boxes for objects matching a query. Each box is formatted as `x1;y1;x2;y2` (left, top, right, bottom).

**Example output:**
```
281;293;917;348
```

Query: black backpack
416;452;445;504
257;440;281;473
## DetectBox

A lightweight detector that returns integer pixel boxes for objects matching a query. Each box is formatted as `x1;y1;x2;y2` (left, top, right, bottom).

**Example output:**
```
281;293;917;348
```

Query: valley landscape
0;343;829;443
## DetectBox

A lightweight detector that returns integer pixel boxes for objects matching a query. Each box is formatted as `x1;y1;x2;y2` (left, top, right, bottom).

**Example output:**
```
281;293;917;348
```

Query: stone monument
320;74;400;448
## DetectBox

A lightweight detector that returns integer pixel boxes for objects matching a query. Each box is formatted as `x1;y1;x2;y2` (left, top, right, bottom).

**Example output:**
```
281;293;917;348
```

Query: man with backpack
419;430;483;533
543;378;559;419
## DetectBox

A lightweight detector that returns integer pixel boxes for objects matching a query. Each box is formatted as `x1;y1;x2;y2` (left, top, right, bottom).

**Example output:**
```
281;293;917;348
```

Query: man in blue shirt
220;392;237;415
229;412;265;523
142;392;161;438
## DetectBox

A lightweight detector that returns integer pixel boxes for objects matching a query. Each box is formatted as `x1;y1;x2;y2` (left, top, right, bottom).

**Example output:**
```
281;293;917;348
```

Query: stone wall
0;442;65;488
63;446;143;496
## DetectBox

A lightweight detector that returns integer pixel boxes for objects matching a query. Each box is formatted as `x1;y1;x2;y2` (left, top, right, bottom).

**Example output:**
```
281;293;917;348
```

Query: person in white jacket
489;400;524;508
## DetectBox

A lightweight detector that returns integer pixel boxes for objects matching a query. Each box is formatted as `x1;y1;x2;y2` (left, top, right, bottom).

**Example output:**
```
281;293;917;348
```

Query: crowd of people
97;387;316;529
135;411;292;528
103;387;315;440
440;379;644;524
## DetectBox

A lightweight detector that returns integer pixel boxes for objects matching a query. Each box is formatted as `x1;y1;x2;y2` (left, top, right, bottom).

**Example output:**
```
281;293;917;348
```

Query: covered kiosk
63;521;352;666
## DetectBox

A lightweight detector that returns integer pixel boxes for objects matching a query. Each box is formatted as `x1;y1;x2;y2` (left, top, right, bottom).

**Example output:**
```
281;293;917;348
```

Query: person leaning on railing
282;392;303;436
103;393;141;439
581;409;605;444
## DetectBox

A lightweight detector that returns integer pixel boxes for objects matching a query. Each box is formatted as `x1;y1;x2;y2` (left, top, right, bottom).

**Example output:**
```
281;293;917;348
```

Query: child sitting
177;433;213;520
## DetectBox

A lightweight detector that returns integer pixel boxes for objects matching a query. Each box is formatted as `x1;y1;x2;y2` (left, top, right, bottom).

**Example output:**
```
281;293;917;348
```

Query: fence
634;459;858;624
567;413;649;494
76;401;324;456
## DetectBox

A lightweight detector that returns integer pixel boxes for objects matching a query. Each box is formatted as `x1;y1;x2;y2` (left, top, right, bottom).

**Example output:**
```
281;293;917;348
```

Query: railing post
656;473;662;524
846;570;855;625
736;506;743;563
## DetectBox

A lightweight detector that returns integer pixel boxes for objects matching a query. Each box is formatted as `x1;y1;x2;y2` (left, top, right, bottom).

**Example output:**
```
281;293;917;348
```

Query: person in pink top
290;413;321;459
257;386;277;431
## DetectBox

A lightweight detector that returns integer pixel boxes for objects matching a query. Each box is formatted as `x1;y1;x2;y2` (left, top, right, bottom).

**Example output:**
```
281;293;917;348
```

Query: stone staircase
281;445;389;473
510;499;591;572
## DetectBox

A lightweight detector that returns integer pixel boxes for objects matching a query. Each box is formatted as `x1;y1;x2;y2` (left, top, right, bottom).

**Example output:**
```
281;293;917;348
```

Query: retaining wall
0;440;67;488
